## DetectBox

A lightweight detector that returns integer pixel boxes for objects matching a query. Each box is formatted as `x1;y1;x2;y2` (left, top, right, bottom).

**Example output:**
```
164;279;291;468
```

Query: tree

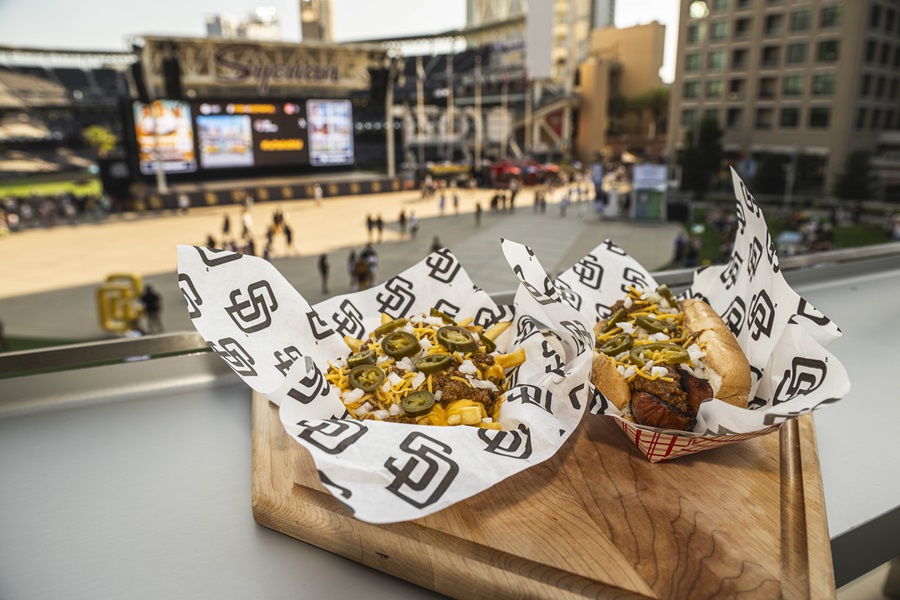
834;150;874;200
753;154;787;195
82;125;119;158
680;115;723;198
628;86;669;139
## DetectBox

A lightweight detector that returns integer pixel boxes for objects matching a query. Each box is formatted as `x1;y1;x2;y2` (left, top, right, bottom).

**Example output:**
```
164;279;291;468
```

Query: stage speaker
130;61;151;104
162;57;182;100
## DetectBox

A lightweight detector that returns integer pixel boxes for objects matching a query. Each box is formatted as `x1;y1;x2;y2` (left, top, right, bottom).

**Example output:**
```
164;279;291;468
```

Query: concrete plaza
0;186;683;340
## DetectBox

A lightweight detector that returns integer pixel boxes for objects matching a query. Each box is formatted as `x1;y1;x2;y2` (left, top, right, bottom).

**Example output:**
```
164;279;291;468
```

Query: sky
0;0;678;81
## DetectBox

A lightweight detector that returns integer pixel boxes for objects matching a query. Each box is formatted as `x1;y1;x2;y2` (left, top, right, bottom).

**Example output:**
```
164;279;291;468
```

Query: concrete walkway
0;187;682;340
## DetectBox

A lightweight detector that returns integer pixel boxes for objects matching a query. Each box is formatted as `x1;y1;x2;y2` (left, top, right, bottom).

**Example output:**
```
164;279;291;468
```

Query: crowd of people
0;191;113;234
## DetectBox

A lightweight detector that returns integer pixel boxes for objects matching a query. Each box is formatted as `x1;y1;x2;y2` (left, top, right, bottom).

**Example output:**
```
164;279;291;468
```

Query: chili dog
590;285;750;432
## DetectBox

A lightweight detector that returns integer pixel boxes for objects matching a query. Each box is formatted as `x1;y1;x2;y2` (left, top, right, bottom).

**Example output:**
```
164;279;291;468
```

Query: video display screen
194;102;311;170
307;99;354;167
132;100;197;175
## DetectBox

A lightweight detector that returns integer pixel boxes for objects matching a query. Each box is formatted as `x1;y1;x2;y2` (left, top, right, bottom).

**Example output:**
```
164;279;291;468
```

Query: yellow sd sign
97;273;144;333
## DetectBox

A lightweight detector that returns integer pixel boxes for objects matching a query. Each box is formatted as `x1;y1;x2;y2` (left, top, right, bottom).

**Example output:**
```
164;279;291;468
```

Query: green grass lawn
0;175;101;198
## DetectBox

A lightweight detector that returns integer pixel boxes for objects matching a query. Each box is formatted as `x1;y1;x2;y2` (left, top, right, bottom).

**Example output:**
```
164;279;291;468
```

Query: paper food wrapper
554;168;851;462
177;240;594;523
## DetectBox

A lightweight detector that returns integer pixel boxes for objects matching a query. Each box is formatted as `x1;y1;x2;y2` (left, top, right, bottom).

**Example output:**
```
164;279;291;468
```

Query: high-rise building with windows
667;0;900;195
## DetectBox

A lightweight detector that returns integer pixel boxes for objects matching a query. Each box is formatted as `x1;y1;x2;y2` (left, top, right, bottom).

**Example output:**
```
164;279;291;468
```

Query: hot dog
590;285;750;431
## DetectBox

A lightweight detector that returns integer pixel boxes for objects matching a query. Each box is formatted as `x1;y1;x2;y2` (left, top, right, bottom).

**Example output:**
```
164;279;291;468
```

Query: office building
668;0;900;195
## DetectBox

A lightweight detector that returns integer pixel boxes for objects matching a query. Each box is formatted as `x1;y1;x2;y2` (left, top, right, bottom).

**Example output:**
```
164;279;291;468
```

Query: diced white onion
651;366;669;378
482;417;493;424
470;379;499;391
434;390;443;401
380;380;391;393
389;403;403;416
616;365;626;376
411;371;426;390
395;357;414;372
680;363;695;375
458;359;478;375
644;359;655;370
618;322;635;334
400;323;416;335
622;366;636;379
623;296;633;309
387;372;403;387
372;409;390;420
376;354;392;365
419;337;432;352
355;401;373;416
652;332;670;342
342;388;365;405
687;344;706;362
615;351;629;362
424;316;446;326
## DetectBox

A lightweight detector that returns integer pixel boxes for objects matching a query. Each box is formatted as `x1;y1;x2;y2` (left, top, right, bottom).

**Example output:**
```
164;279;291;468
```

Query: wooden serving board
251;392;834;599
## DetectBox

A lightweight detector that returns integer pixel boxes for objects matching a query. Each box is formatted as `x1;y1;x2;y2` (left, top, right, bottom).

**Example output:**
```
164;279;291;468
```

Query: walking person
375;214;384;243
475;202;482;227
318;254;329;294
141;284;163;334
452;191;459;214
313;183;323;207
430;236;443;253
409;211;419;239
222;214;232;243
366;214;375;242
398;209;408;237
347;250;358;291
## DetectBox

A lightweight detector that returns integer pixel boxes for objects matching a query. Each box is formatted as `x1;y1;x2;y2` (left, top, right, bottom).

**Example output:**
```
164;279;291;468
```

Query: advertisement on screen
133;100;197;175
307;99;354;166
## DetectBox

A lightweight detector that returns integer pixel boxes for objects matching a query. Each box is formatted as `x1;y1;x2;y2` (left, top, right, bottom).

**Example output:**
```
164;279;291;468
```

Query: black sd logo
425;248;461;283
273;345;302;376
317;470;352;500
588;384;609;413
723;297;746;337
773;357;827;405
474;305;514;329
794;298;832;328
739;180;763;218
306;310;336;341
554;278;583;312
376;276;415;318
385;432;459;509
748;237;763;281
541;340;565;378
225;281;278;333
477;424;532;459
513;264;558;305
434;299;461;321
331;299;364;338
506;384;554;414
765;229;780;273
720;252;744;290
567;383;586;411
194;245;243;267
748;290;775;340
209;338;257;377
560;319;591;356
620;267;649;295
735;201;747;236
286;356;332;404
177;273;202;319
572;253;604;289
595;302;612;320
602;239;627;256
514;315;542;344
297;419;368;454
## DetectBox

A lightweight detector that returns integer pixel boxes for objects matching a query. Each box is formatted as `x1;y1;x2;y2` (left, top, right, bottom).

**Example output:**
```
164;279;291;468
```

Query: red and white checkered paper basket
612;417;783;463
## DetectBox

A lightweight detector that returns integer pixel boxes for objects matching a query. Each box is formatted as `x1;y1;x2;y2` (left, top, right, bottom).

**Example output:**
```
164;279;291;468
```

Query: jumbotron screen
132;98;354;174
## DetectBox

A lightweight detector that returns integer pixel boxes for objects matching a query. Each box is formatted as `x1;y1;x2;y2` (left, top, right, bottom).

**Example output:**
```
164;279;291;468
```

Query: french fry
483;321;511;341
495;348;526;370
343;335;363;353
457;317;474;327
380;312;391;325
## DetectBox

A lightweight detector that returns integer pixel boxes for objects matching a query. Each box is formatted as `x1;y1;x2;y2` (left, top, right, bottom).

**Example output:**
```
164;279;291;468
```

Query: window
862;74;872;97
732;48;748;69
706;79;724;98
786;43;807;64
726;107;743;129
759;76;778;98
709;49;727;69
881;43;891;66
704;108;720;123
756;107;775;129
684;81;701;99
783;75;804;96
737;0;752;8
728;78;745;99
762;46;780;67
890;79;899;100
812;73;835;96
688;24;706;43
686;53;703;71
790;8;811;31
894;47;900;68
765;14;784;35
711;20;729;40
871;109;882;129
734;17;752;38
780;107;801;128
856;108;868;129
886;110;896;129
867;40;878;63
808;107;830;128
712;0;730;11
888;9;897;33
817;40;840;62
682;109;698;127
821;4;842;28
870;4;882;29
876;76;886;98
